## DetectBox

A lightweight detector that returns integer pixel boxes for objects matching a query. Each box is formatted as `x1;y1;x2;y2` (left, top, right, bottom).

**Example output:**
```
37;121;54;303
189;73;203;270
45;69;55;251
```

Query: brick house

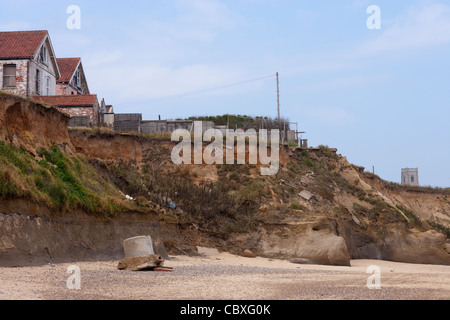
56;57;90;95
34;94;100;127
0;30;60;97
1;29;113;128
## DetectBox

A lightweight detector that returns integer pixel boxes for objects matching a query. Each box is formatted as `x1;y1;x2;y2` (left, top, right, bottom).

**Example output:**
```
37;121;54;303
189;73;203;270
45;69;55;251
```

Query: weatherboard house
0;30;112;127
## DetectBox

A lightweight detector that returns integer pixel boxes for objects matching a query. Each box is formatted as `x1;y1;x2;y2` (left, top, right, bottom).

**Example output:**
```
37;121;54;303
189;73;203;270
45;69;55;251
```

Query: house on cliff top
34;94;100;127
56;57;90;95
0;30;113;127
0;30;60;97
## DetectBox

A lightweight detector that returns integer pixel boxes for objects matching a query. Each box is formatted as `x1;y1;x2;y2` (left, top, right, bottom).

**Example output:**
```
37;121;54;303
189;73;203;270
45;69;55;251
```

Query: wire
116;73;276;108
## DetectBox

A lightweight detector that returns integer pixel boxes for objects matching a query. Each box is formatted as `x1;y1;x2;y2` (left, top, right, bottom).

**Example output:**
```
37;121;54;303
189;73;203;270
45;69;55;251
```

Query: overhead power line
116;73;276;108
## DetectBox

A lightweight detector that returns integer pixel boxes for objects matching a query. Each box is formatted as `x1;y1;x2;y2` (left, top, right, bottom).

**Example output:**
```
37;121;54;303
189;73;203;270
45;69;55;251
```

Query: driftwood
117;254;165;271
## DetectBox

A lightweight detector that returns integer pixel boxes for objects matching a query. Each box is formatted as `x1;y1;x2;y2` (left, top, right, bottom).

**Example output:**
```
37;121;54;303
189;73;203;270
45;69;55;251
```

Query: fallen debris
351;213;361;226
168;202;176;209
242;249;256;258
123;235;154;258
153;266;174;272
117;254;165;271
299;190;313;201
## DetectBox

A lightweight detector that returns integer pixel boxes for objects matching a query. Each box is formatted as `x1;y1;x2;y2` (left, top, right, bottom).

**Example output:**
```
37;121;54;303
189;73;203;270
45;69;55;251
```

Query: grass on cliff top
0;141;132;217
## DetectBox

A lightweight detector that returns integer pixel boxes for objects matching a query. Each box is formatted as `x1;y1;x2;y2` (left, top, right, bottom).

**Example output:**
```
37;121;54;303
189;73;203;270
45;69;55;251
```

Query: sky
0;0;449;188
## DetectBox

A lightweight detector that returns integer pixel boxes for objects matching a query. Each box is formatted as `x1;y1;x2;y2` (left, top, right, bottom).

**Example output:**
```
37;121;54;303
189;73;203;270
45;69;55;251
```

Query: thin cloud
296;73;384;93
303;106;359;126
89;62;248;103
84;50;124;68
175;0;242;29
357;3;450;56
0;21;34;31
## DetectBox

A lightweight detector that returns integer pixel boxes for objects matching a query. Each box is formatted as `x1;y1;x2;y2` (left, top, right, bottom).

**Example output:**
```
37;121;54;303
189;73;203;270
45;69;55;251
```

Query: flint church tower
401;168;419;186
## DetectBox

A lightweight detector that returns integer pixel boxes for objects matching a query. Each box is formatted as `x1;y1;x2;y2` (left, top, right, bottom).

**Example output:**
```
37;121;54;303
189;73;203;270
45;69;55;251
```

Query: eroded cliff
0;92;449;267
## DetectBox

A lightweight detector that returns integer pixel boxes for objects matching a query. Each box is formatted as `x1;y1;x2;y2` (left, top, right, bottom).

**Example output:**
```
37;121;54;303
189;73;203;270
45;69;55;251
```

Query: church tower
401;168;419;186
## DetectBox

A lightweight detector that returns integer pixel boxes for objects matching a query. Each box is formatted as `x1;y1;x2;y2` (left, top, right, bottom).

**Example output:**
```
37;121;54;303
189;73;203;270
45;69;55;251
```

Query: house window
2;64;16;87
46;77;50;95
411;176;414;183
35;69;40;95
74;69;80;86
39;46;47;64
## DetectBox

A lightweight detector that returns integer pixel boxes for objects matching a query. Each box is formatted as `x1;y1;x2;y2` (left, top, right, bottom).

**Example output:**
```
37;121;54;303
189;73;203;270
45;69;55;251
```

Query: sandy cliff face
68;130;145;165
0;92;74;155
0;92;448;266
67;130;450;266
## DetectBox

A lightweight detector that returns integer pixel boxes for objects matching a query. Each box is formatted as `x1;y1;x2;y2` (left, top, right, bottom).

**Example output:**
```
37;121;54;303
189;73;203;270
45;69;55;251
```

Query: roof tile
0;30;48;59
33;95;97;107
56;57;81;83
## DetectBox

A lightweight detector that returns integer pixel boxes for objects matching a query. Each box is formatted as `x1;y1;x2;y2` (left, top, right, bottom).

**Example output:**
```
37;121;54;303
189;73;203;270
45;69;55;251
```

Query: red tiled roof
34;95;97;107
0;30;48;59
56;57;80;83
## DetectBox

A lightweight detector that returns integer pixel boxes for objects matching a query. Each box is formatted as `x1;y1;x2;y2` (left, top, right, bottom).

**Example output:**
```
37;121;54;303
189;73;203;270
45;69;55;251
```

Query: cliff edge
0;91;449;266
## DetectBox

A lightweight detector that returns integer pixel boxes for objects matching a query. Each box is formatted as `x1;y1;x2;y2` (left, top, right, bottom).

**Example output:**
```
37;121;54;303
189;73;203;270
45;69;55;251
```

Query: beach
0;253;449;300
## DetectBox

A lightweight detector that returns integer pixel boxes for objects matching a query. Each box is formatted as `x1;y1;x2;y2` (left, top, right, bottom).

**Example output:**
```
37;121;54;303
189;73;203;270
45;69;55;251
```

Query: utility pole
276;72;280;126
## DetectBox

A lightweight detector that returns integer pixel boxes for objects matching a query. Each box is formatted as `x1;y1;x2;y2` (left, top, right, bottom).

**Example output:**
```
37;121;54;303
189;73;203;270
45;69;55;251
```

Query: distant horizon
0;0;449;187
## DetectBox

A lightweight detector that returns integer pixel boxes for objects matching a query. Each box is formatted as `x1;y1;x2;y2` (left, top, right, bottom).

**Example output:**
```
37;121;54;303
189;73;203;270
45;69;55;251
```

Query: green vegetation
428;220;450;238
352;200;401;222
396;205;422;228
0;142;127;217
298;157;317;169
289;199;306;210
318;145;338;159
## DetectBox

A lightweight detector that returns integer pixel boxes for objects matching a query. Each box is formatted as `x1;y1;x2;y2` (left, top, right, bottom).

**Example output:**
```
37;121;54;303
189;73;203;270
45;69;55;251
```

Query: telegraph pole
276;72;280;126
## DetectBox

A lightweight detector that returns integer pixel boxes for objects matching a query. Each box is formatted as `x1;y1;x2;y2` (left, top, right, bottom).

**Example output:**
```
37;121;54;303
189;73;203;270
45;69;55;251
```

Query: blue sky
1;0;449;187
